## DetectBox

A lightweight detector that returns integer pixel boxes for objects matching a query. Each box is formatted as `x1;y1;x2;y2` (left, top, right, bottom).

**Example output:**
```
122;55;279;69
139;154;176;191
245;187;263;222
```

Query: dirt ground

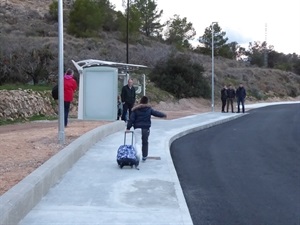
0;99;214;195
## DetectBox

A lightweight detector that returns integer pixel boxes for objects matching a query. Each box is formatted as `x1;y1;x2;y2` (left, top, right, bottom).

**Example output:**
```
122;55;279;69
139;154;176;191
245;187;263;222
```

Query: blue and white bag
117;131;139;169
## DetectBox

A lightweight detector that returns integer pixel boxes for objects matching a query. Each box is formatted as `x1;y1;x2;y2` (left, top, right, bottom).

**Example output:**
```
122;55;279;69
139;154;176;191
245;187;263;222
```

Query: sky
110;0;300;55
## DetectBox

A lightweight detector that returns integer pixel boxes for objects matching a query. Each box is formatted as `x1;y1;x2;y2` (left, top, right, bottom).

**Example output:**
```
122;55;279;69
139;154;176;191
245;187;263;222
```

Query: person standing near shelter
226;84;236;113
117;95;123;120
126;96;166;162
64;68;77;127
220;84;227;113
121;78;136;122
236;83;247;113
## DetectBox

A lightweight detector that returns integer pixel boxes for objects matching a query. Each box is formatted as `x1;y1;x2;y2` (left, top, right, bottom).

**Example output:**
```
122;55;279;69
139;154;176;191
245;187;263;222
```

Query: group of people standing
221;83;247;113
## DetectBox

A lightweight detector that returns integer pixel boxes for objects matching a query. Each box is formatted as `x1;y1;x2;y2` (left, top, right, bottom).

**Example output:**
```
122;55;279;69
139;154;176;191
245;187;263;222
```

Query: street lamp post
126;0;129;64
58;0;65;144
211;22;217;112
125;0;129;84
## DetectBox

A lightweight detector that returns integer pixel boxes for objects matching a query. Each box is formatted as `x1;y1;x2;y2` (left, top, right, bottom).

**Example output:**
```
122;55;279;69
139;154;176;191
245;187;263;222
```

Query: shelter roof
72;59;147;74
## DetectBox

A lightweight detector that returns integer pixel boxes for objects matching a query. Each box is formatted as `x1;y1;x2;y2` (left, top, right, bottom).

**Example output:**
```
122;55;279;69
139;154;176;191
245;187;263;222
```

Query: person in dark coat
126;96;166;162
236;83;247;113
226;84;236;113
220;84;227;112
121;78;136;122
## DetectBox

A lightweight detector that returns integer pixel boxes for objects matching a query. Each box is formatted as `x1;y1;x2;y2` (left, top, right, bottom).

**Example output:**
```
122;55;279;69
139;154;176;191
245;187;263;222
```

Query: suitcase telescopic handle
124;131;134;145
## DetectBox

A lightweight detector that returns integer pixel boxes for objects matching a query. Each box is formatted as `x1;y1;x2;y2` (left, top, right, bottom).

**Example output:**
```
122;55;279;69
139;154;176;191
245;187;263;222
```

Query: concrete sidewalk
16;112;245;225
1;101;298;225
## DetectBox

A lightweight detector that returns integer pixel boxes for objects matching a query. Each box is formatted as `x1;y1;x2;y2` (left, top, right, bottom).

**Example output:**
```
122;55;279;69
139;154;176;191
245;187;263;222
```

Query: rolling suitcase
116;131;140;169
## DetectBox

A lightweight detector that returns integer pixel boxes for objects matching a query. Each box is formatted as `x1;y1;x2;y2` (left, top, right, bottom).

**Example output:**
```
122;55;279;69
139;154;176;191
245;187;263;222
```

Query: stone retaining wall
0;89;78;121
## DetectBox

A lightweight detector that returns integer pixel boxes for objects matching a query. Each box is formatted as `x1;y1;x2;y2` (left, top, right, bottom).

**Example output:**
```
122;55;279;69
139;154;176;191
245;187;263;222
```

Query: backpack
51;84;58;100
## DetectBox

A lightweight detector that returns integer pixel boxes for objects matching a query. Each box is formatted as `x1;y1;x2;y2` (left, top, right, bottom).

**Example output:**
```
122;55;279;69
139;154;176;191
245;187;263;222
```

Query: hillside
0;0;300;100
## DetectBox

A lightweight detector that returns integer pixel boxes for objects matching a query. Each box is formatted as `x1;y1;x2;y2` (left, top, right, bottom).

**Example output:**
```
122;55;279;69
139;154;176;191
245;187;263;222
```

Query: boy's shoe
142;157;147;162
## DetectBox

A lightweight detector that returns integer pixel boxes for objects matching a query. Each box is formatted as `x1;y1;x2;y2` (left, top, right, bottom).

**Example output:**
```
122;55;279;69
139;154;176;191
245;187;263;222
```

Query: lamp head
211;22;218;28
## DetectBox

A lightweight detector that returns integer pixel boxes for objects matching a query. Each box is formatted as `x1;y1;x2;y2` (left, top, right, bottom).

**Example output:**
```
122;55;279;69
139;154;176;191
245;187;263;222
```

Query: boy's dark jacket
127;104;166;129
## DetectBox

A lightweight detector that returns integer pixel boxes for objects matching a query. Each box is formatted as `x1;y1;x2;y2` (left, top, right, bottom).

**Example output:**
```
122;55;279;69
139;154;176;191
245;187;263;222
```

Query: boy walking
126;96;166;161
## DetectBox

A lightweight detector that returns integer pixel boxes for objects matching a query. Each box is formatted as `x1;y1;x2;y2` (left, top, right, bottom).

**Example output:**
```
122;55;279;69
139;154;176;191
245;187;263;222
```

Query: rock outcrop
0;89;64;121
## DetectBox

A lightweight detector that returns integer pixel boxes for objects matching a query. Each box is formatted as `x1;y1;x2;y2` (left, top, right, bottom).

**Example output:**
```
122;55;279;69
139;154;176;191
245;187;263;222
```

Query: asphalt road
171;104;300;225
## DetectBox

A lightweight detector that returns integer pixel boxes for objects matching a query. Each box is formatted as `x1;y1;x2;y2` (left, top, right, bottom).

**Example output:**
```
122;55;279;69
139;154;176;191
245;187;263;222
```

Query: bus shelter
72;59;147;121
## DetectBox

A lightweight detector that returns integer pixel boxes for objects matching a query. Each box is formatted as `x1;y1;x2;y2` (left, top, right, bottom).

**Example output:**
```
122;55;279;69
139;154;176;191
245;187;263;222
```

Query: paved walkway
13;102;300;225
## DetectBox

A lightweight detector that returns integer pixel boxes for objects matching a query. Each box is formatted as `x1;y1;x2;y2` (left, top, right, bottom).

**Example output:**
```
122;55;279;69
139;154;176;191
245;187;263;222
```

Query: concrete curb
169;114;244;143
0;121;125;225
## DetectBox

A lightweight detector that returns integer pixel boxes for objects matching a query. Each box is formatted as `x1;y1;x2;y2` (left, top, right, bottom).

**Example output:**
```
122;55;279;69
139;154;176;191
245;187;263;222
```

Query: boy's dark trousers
141;128;150;158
